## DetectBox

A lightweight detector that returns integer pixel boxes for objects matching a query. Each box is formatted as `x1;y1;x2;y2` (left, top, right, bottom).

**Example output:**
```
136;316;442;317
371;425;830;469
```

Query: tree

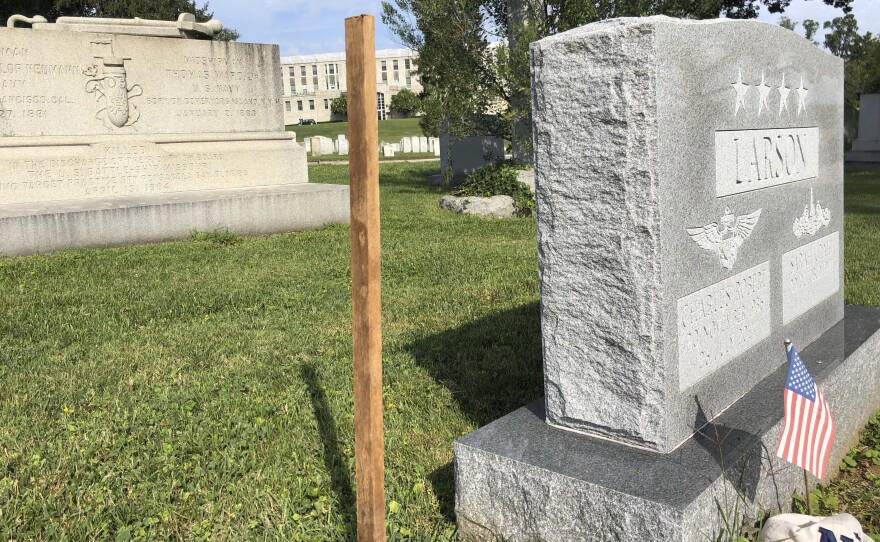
778;16;797;32
0;0;237;40
823;14;859;58
782;13;880;110
382;0;854;161
331;93;348;117
390;88;422;115
803;19;820;44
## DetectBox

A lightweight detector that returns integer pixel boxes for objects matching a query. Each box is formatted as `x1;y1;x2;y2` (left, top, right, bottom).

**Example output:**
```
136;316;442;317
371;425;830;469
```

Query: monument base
845;140;880;164
0;183;350;257
455;306;880;541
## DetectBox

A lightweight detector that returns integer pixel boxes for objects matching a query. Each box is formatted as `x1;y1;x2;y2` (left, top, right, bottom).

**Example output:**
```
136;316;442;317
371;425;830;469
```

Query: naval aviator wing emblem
687;207;762;270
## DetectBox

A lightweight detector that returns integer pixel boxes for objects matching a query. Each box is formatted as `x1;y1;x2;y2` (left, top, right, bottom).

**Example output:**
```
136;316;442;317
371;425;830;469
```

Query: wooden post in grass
345;14;386;542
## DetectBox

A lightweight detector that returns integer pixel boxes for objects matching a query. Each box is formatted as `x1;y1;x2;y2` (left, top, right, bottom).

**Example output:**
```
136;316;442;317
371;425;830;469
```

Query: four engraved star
731;70;807;117
777;73;791;116
756;71;771;115
732;68;750;116
796;76;808;115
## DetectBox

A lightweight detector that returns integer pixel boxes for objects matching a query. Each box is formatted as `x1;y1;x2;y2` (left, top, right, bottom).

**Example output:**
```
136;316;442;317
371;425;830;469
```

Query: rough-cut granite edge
531;17;666;449
455;307;880;541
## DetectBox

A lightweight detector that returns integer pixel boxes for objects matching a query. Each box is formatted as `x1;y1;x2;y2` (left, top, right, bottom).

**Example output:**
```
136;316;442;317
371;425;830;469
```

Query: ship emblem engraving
793;188;831;238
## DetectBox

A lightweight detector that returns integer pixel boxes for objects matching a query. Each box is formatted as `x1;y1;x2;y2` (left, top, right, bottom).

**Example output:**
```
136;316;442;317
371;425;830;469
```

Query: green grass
308;152;437;163
843;166;880;306
287;118;425;144
0;162;540;540
0;164;877;540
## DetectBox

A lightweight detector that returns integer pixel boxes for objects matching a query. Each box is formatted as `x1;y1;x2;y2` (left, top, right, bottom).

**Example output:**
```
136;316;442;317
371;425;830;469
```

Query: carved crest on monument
687;207;762;270
793;188;831;238
83;38;142;128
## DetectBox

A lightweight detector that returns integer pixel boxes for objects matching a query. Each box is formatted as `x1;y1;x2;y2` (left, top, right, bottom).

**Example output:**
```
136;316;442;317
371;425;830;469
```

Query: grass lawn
308;153;437;163
287;118;425;144
0;164;877;539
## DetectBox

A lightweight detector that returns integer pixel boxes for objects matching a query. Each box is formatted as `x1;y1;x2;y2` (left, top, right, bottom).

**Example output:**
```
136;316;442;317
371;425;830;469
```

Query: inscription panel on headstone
715;127;818;197
782;231;840;324
677;262;772;390
0;139;301;204
0;27;283;137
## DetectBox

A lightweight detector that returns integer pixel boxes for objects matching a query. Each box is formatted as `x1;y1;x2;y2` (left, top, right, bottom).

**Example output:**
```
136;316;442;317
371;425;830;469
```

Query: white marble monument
0;14;348;256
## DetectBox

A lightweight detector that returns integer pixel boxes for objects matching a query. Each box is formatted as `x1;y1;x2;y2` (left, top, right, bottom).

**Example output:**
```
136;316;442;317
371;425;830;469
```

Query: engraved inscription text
677;262;771;390
715;128;818;197
782;231;840;324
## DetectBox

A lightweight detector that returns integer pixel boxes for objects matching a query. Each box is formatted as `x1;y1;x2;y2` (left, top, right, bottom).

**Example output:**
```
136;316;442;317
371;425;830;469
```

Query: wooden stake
345;14;386;542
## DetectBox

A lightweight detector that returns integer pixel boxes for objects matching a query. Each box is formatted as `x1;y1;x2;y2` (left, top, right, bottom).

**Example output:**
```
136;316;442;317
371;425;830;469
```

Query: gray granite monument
455;16;880;540
0;14;348;257
845;93;880;163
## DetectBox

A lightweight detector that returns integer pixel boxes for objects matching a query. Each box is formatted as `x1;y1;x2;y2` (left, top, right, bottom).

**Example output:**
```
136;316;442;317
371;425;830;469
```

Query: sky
204;0;880;57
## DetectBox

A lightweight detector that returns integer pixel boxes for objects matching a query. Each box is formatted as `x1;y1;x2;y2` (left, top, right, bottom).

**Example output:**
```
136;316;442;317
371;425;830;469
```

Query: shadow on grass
300;363;356;540
407;302;543;428
408;302;544;522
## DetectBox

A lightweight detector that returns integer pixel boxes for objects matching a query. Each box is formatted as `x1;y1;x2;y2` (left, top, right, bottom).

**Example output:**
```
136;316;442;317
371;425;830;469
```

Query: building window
406;74;411;87
297;100;303;111
381;60;387;84
324;99;329;109
285;100;291;112
377;92;386;121
405;59;411;70
300;66;307;90
325;63;339;90
309;99;315;110
393;60;399;83
288;67;296;95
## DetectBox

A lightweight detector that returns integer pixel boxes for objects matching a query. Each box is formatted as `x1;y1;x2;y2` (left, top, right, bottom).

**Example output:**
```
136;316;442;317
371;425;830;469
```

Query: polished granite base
455;307;880;541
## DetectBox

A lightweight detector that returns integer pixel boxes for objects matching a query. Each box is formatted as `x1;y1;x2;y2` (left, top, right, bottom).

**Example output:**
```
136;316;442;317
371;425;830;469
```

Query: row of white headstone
304;134;440;158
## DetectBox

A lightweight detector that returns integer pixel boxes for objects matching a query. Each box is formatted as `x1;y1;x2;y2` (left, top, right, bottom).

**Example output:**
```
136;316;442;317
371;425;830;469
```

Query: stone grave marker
0;13;349;256
455;16;880;540
401;137;412;153
431;133;504;185
845;93;880;163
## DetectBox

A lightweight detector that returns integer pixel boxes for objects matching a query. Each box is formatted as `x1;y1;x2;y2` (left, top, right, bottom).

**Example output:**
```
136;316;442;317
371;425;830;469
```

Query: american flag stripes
775;341;836;480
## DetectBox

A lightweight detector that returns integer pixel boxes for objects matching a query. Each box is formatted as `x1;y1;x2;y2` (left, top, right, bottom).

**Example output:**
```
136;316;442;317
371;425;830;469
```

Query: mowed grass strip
287;117;425;144
0;162;540;540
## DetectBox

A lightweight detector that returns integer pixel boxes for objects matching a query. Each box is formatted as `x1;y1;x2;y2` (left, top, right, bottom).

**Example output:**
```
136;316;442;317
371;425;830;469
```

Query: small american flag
775;341;836;479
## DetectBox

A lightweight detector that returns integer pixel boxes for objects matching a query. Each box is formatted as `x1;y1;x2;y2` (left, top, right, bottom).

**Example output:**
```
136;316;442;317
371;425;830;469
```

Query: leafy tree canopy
383;0;853;158
390;88;422;114
0;0;237;40
331;93;348;117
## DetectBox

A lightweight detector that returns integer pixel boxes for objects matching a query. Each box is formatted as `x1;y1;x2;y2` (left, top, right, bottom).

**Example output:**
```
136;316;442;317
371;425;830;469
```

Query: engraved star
732;68;749;116
796;76;808;115
777;73;791;116
756;70;771;115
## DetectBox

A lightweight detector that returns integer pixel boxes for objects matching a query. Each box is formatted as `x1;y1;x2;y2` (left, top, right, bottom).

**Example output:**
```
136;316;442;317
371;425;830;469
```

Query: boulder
440;195;516;218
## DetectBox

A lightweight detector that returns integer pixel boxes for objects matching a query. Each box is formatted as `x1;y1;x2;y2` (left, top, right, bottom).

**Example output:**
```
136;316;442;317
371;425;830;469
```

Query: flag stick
345;14;386;542
804;469;813;516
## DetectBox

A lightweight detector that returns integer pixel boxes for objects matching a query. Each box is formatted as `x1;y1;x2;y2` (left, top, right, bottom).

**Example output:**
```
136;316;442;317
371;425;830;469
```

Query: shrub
453;160;534;215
